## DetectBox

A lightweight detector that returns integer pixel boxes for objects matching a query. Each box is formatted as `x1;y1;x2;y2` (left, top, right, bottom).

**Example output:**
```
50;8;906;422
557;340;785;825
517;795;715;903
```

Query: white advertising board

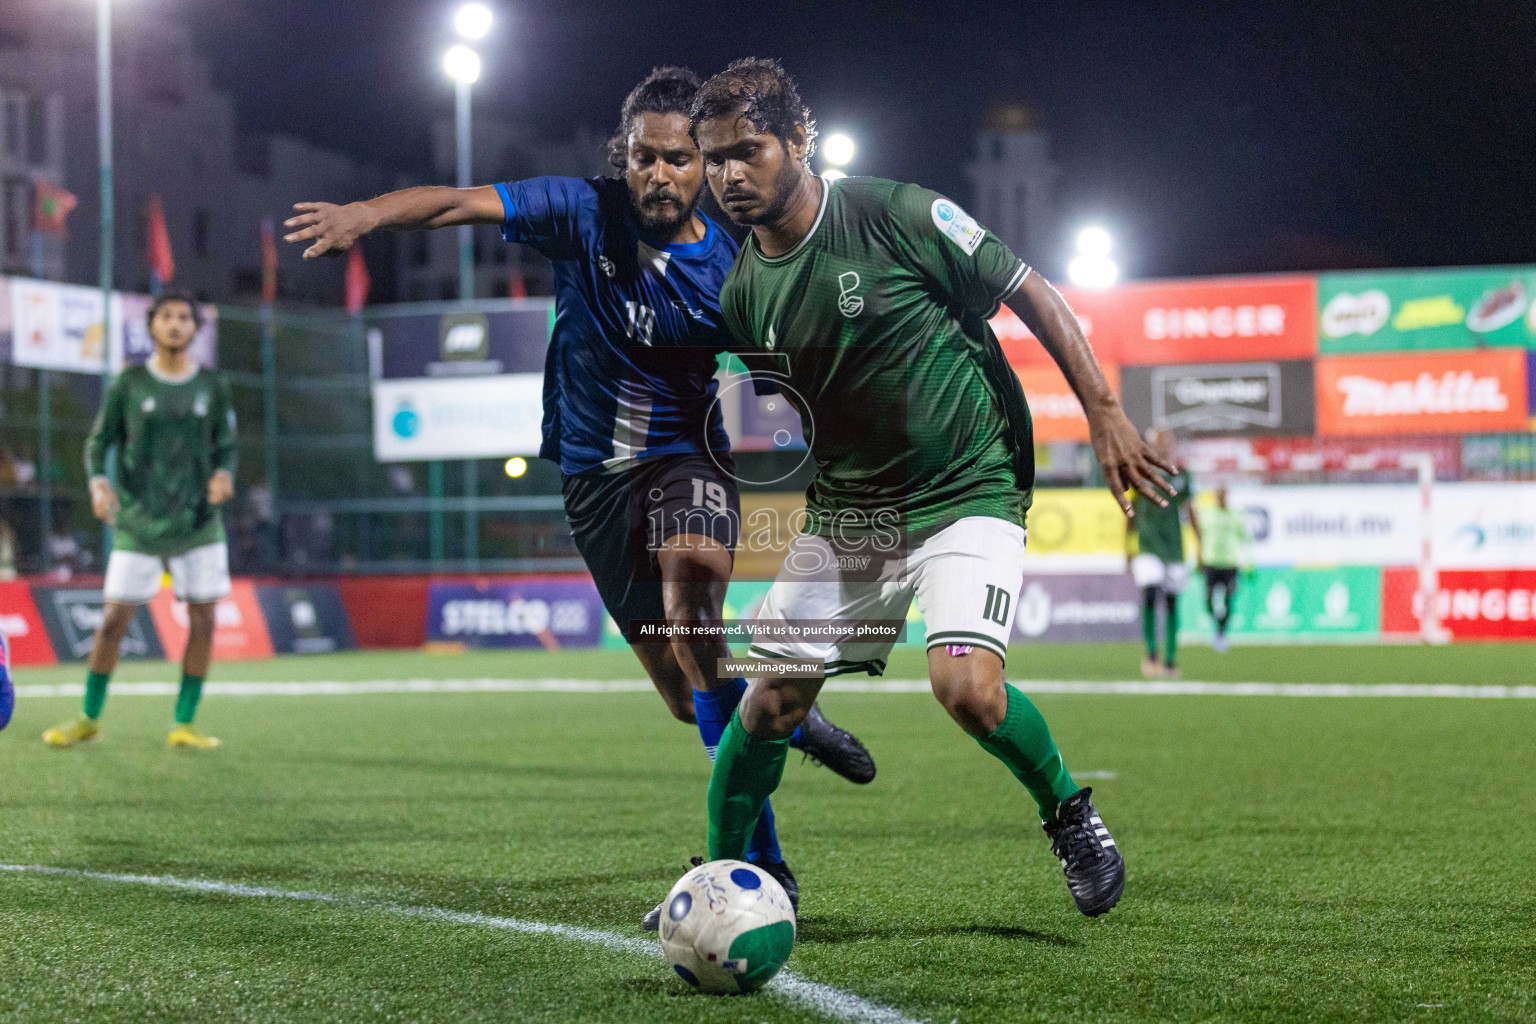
371;373;544;462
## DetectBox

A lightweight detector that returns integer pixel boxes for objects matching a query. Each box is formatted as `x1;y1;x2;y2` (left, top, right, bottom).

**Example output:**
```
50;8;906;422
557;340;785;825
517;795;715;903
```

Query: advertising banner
31;587;164;662
1319;267;1536;353
989;275;1316;367
1011;573;1143;643
1381;567;1536;641
1179;566;1381;642
1014;363;1120;443
1462;432;1536;476
148;583;274;661
1022;488;1132;570
369;303;553;379
1315;349;1528;436
256;583;356;655
372;374;545;461
0;582;57;666
427;577;605;649
1120;360;1314;437
9;278;117;373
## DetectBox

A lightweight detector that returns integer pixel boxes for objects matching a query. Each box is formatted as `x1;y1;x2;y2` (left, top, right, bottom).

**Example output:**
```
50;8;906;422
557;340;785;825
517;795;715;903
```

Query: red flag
146;194;175;283
345;244;370;314
508;259;527;299
260;217;279;305
32;181;77;234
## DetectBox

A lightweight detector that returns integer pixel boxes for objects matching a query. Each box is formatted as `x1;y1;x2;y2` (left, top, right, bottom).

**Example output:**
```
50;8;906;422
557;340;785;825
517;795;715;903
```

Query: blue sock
694;678;783;864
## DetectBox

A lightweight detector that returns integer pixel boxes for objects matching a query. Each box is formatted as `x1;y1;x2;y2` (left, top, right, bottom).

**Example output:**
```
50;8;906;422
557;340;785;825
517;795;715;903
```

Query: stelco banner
427;577;605;649
1120;360;1315;437
1315;349;1528;436
1319;267;1536;353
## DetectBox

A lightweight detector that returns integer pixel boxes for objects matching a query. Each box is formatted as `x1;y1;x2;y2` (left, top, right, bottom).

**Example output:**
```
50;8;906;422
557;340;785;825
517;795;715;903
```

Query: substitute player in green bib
44;291;236;750
1198;485;1251;653
1126;429;1201;679
686;59;1176;918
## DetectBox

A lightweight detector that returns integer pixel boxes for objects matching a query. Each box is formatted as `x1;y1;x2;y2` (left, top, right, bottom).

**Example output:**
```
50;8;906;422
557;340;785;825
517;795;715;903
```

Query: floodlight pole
454;73;479;566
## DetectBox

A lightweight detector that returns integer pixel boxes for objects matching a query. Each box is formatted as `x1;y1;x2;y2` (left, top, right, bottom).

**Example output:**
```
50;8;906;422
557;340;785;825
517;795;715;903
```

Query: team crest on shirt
836;271;864;318
597;254;616;278
141;397;155;413
931;198;985;255
193;393;209;417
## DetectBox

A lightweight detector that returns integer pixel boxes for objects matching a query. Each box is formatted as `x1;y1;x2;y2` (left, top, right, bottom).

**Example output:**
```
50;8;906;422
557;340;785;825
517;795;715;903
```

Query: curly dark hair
147;288;203;331
689;57;818;163
607;66;704;171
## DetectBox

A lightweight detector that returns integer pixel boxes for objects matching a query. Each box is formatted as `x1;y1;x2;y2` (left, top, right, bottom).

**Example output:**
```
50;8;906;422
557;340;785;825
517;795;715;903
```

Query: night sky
173;0;1536;279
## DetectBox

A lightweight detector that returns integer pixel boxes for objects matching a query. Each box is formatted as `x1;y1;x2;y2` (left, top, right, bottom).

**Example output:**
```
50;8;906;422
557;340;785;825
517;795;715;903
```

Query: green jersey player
1126;429;1201;678
684;59;1175;919
43;291;236;751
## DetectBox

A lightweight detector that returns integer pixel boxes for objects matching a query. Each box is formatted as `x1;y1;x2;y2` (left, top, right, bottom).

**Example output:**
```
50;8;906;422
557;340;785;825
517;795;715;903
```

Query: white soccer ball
658;858;796;994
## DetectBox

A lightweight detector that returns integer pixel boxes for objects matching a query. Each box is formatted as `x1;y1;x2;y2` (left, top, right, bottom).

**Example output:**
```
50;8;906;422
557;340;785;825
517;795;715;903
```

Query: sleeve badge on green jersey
931;198;985;255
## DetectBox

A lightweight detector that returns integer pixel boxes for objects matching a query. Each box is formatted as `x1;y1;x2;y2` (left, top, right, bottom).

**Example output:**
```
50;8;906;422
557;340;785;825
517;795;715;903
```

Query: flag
32;181;77;234
345;244;370;314
260;217;278;305
146;194;175;285
508;259;527;299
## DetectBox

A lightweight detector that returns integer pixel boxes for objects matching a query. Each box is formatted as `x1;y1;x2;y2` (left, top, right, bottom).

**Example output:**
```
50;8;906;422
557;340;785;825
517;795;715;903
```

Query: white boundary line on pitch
0;863;918;1024
15;677;1536;699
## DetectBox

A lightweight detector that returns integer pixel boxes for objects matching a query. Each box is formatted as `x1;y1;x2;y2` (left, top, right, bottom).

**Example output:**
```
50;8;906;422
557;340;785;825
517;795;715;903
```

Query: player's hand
208;470;234;506
284;202;376;259
90;478;118;524
1086;400;1177;518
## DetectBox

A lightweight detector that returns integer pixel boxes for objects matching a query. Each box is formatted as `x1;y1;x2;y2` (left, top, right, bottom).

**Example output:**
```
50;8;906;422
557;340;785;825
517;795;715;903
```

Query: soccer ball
658;858;796;994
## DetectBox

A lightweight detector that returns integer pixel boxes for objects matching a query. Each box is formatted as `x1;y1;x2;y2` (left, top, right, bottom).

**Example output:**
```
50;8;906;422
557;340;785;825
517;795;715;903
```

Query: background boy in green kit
43;291;236;751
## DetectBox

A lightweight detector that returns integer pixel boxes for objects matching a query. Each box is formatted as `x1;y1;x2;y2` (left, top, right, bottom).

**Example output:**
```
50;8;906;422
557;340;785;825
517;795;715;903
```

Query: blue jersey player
285;68;874;924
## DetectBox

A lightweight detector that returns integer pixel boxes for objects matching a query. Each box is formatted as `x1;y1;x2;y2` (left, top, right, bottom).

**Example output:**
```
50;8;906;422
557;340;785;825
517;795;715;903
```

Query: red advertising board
1381;567;1536;640
148;581;275;661
0;581;57;666
990;274;1317;367
1316;350;1529;436
1014;363;1120;442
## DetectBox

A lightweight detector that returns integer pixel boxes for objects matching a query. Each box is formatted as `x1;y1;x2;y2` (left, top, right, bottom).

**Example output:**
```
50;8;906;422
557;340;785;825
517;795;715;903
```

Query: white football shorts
102;541;231;605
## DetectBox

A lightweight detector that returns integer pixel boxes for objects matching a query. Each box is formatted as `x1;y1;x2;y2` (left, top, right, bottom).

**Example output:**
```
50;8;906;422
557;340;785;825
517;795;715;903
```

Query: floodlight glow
453;2;493;40
822;132;855;167
1068;254;1119;289
443;44;482;84
1076;226;1113;258
504;456;528;478
822;169;848;181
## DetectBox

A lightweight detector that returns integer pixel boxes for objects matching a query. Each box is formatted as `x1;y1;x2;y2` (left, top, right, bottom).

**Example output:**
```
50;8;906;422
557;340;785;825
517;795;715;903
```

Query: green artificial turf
2;643;1534;1022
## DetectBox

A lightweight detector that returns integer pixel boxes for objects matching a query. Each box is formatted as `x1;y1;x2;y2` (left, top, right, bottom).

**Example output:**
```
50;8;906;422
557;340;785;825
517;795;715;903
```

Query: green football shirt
720;177;1034;536
1132;468;1192;562
85;363;238;556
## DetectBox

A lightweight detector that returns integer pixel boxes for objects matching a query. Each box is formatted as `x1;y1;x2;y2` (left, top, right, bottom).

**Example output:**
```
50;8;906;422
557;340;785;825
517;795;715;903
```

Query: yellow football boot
167;726;221;750
43;718;100;748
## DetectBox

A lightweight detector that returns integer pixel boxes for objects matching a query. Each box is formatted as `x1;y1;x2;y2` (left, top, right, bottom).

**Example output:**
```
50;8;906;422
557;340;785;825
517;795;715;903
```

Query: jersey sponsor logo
931;198;985;255
836;271;864;318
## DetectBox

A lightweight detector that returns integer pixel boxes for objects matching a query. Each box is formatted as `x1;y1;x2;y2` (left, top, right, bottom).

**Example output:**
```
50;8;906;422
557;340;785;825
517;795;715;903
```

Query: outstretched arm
1003;271;1176;516
283;185;505;259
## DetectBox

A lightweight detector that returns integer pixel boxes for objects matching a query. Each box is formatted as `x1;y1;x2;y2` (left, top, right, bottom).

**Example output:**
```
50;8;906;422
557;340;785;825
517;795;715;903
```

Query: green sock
707;710;791;861
83;671;110;720
174;674;205;725
975;683;1080;821
1164;594;1180;667
1141;589;1157;659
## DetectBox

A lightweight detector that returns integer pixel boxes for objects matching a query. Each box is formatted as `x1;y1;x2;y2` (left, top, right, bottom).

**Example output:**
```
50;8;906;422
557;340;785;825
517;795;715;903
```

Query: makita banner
427;577;605;649
1315;350;1528;435
1120;360;1314;437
